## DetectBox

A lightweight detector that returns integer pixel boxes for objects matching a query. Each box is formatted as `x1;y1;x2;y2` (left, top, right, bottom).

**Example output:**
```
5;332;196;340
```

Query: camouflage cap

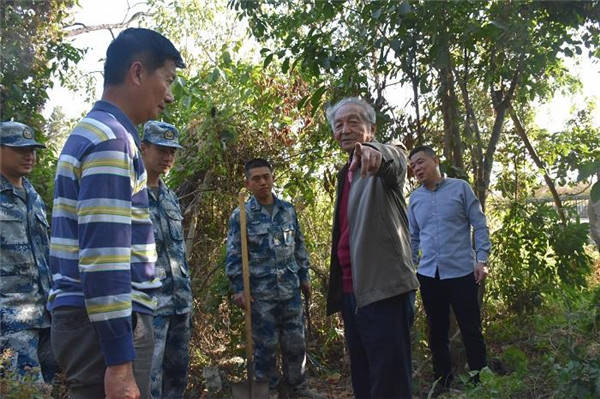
142;121;183;149
0;121;46;148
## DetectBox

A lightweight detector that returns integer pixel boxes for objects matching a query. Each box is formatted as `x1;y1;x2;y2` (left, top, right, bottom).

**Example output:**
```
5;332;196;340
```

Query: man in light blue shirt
407;145;490;391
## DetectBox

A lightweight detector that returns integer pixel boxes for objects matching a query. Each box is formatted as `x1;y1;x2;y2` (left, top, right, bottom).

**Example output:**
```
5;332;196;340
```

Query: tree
133;1;345;391
232;0;600;209
1;0;83;125
1;0;83;204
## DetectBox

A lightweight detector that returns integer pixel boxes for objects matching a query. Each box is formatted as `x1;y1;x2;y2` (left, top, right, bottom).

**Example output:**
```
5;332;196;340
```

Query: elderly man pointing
325;97;419;399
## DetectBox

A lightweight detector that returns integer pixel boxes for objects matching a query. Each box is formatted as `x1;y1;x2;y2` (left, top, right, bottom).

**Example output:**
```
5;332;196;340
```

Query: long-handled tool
232;192;269;399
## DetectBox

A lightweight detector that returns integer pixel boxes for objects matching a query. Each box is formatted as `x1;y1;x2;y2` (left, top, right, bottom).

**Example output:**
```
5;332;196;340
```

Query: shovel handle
239;192;254;383
304;293;313;340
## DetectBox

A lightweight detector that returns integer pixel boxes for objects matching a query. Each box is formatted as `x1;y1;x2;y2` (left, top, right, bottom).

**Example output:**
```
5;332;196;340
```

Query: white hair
325;97;376;130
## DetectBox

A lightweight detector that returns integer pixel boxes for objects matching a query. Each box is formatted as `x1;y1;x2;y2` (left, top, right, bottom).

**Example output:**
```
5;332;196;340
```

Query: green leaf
563;47;574;57
371;7;382;20
263;53;274;68
323;1;335;19
577;161;600;182
310;86;327;110
208;68;221;83
297;94;310;110
399;1;412;15
282;57;290;74
222;51;232;65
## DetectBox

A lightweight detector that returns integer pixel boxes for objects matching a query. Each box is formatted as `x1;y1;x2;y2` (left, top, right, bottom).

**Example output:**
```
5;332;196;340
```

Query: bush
500;346;528;376
488;201;592;313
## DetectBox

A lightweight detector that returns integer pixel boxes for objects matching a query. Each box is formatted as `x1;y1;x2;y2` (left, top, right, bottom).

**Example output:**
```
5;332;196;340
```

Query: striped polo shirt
48;100;160;366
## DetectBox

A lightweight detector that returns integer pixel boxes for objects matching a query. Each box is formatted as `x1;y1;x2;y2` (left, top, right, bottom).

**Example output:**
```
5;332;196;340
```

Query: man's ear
369;123;376;140
244;178;250;189
140;142;148;155
128;60;144;86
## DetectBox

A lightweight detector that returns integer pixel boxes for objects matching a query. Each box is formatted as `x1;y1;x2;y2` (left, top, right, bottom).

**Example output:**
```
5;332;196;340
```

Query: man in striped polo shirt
48;28;184;399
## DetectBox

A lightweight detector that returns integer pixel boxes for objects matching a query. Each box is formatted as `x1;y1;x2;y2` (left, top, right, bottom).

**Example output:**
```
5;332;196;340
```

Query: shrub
489;201;592;313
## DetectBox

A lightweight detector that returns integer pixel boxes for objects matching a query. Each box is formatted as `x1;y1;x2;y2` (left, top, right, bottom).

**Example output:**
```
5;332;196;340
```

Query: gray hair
325;97;376;130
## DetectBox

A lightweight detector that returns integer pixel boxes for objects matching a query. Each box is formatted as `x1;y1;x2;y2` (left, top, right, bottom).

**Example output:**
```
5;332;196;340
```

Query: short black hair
244;158;273;178
104;28;185;86
409;145;437;160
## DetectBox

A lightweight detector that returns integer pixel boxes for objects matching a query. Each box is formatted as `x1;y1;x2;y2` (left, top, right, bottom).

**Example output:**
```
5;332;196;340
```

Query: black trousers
417;272;486;382
341;292;415;399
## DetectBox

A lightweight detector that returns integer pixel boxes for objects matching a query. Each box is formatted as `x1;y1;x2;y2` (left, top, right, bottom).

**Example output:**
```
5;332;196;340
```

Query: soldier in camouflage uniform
226;158;322;398
0;121;57;383
141;121;193;399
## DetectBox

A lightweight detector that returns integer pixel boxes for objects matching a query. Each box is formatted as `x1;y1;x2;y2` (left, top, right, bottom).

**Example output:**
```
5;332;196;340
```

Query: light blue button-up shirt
408;177;490;279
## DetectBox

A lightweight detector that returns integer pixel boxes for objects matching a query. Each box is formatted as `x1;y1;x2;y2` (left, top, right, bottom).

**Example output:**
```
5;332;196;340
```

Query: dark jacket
326;141;419;315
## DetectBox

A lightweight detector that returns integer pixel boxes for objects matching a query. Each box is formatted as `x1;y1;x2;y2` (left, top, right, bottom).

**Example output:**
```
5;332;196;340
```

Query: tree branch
64;11;151;37
508;104;567;225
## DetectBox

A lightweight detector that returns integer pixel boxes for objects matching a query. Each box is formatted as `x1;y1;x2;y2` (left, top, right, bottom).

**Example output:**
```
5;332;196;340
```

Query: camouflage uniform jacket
0;175;51;331
225;195;310;301
149;180;192;316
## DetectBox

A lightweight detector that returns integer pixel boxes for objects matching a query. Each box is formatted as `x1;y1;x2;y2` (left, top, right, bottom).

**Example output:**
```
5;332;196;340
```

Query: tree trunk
453;60;484;196
438;37;463;169
412;72;423;145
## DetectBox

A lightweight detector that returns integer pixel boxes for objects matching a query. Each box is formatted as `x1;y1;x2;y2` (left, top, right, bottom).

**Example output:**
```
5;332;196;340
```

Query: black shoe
467;371;481;385
428;375;453;397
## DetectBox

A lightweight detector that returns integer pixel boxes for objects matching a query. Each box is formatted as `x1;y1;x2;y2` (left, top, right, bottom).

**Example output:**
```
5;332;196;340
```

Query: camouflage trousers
251;292;306;389
150;312;191;399
0;327;57;383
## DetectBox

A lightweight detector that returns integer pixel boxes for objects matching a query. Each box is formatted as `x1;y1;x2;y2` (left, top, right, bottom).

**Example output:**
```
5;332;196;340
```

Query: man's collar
148;179;166;199
425;176;445;191
0;174;31;193
92;100;140;147
249;193;278;211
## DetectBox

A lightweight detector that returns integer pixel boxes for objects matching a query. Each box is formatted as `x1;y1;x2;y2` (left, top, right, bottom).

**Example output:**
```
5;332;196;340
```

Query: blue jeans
341;291;415;399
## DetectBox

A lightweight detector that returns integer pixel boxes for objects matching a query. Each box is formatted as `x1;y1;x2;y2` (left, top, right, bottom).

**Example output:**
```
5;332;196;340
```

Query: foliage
0;351;52;399
140;1;600;394
549;288;600;399
163;59;343;393
500;347;528;376
455;281;600;399
4;0;598;396
138;1;346;392
554;355;600;399
535;104;600;201
539;105;600;187
460;367;528;399
0;0;84;206
489;201;592;313
231;0;600;207
490;131;540;201
0;0;83;124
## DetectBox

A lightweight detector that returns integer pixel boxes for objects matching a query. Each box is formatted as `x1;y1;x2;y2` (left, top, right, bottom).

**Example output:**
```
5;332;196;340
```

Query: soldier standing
0;121;57;383
141;121;192;399
225;159;321;399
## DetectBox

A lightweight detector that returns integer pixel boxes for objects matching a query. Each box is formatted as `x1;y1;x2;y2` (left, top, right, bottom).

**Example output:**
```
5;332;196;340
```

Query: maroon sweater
337;168;353;293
